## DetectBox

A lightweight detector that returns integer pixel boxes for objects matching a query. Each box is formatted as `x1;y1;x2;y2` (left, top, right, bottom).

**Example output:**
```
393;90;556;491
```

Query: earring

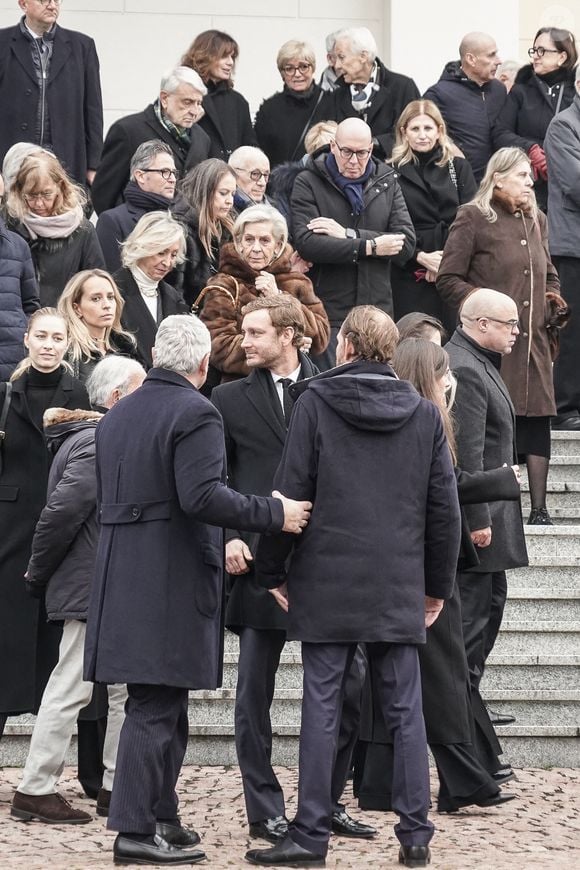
496;182;503;188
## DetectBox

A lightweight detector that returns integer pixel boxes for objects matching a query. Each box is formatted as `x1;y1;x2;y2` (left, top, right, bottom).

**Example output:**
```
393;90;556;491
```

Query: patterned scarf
153;99;191;147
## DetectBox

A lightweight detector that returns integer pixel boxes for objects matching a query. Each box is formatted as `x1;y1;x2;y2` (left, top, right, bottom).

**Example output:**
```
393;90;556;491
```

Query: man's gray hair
325;30;341;53
160;66;207;98
130;140;174;180
86;356;146;408
154;314;211;375
335;27;377;61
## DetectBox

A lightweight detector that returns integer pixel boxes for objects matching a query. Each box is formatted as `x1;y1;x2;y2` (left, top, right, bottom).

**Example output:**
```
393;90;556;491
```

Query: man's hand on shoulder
272;489;312;534
225;539;253;575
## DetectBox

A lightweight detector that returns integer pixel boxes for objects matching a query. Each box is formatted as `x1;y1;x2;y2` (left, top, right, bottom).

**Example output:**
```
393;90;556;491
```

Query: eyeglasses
36;0;62;7
528;46;561;58
281;63;312;76
478;316;520;331
233;168;270;182
23;190;57;203
333;142;373;161
139;168;178;180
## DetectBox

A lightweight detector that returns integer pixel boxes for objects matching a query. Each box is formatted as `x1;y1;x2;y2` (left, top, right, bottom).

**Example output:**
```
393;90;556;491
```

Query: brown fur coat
200;242;330;378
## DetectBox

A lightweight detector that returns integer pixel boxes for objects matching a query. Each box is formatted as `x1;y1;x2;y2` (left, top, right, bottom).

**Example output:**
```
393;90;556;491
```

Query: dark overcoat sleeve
423;411;461;600
19;244;41;315
84;37;104;171
456;465;521;505
173;401;284;532
95;211;123;273
291;174;363;264
210;389;242;544
80;222;106;271
91;121;133;215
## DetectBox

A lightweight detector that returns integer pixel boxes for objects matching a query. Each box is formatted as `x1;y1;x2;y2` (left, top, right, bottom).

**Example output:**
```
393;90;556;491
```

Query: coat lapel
243;369;286;445
47;28;71;84
120;273;157;368
10;30;37;85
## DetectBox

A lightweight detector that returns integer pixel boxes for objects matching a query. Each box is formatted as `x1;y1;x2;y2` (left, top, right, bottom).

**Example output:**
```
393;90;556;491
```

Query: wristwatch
345;228;357;239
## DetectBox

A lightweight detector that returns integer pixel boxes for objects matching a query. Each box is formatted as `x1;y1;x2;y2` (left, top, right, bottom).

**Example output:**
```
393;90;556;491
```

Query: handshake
272;489;312;534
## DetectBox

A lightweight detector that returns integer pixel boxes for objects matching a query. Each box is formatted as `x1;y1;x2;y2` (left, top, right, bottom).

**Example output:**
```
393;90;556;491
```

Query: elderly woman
198;203;330;381
57;269;138;382
113;211;188;368
181;29;255;160
390;100;477;334
494;28;577;211
254;40;329;167
437;147;562;524
6;153;105;307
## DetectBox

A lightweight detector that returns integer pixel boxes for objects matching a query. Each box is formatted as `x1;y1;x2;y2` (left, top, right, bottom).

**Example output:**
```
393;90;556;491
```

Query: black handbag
0;382;13;476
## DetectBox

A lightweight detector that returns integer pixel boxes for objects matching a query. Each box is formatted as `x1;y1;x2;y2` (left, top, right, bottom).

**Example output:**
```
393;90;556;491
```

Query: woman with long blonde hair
58;269;137;382
0;308;90;740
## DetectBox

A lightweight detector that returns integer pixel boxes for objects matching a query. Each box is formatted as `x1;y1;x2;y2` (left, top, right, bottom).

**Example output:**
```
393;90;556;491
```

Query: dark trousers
553;256;580;417
107;683;189;834
291;642;433;858
235;627;365;823
457;570;506;690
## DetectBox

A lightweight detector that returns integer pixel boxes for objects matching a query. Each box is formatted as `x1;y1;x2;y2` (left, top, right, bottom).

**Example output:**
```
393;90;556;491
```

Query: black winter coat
256;361;461;644
424;61;507;181
114;267;188;369
329;59;420;158
211;353;318;633
493;65;576;210
0;368;90;714
91;104;211;215
291;149;415;325
27;409;102;621
198;80;256;160
84;367;285;689
0;217;40;380
0;23;103;185
7;217;105;308
254;84;329;167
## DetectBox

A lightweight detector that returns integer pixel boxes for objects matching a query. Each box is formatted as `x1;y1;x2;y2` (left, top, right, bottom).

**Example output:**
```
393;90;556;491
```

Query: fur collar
217;241;295;282
43;408;103;429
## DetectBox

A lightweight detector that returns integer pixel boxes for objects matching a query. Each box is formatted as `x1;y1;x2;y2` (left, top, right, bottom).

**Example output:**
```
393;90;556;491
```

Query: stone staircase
2;435;579;770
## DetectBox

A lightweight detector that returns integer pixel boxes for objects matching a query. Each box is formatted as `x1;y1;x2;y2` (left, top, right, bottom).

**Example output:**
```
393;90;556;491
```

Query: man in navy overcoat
84;314;310;867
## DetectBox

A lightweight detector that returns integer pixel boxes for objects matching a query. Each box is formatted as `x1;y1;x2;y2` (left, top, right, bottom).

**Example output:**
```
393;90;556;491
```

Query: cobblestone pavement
0;766;578;869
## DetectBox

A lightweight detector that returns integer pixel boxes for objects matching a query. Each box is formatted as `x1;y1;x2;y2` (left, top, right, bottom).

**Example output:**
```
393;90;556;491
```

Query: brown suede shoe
96;788;111;817
11;791;92;824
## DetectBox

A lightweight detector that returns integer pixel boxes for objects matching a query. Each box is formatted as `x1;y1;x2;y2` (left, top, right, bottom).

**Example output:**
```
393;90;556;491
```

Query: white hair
335;27;377;61
229;146;270;169
121;211;186;269
160;66;207;98
232;204;288;248
153;314;211;374
325;30;341;53
2;142;51;191
86;356;145;407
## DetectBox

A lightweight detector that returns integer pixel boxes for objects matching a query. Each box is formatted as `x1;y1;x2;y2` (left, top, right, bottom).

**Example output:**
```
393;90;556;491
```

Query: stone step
478;691;580;725
484;655;579;691
493;620;579;656
508;562;580;591
521;456;580;485
523;526;580;561
504;588;580;620
549;430;580;457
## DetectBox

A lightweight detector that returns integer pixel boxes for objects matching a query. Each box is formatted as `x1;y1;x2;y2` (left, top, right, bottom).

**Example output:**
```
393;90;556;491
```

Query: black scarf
123;181;175;211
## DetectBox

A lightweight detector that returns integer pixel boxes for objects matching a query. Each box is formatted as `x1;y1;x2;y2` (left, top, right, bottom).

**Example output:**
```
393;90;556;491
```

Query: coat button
131;506;141;518
521;239;527;246
523;300;530;307
21;123;28;130
524;269;530;275
25;89;32;96
514;211;521;218
523;332;529;338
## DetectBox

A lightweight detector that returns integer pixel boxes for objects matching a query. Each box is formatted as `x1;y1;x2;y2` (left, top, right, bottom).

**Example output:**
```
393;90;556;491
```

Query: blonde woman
6;154;104;307
390;99;477;332
58;269;138;383
0;308;90;741
437;146;562;524
113;211;188;368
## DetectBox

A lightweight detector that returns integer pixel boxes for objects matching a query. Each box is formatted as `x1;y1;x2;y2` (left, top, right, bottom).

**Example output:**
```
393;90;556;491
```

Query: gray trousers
19;619;127;795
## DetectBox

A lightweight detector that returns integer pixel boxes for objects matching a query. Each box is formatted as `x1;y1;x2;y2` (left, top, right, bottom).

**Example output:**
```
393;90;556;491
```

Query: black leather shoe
486;706;516;725
245;835;325;866
527;507;554;526
552;415;580;431
438;790;516;813
249;816;289;844
156;821;201;848
331;809;376;838
476;792;516;809
113;833;206;865
493;767;517;785
399;845;431;867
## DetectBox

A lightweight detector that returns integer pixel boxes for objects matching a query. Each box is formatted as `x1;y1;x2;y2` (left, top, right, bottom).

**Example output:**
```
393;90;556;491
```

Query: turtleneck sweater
25;365;62;429
130;265;159;321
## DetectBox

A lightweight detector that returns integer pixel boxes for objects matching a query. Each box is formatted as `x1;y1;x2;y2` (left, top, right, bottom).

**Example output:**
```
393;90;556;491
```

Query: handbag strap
289;89;325;163
0;381;13;477
448;158;458;190
191;276;240;316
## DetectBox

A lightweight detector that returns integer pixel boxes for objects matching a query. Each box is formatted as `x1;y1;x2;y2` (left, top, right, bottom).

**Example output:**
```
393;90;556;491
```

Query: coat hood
291;360;422;432
43;407;103;454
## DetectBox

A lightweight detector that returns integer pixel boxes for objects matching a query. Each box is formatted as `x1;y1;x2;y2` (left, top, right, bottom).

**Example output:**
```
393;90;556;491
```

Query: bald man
291;117;415;368
446;289;528;709
424;32;507;181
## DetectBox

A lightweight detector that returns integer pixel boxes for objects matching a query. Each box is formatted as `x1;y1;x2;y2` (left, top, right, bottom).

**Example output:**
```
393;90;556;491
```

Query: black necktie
278;378;293;425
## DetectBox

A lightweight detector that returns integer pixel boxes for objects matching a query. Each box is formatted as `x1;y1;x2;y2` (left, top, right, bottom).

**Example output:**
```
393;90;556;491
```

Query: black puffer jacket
26;408;102;621
291;148;415;325
7;217;105;307
423;61;507;181
0;216;40;380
